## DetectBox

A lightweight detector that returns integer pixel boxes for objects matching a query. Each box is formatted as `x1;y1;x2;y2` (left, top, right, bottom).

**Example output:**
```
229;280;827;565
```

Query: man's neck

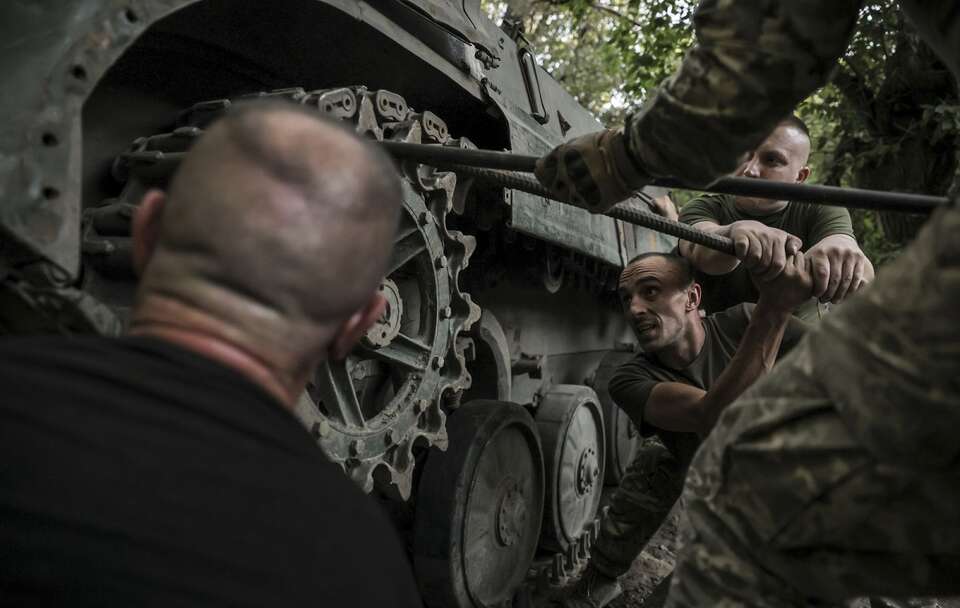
655;314;706;370
129;295;310;410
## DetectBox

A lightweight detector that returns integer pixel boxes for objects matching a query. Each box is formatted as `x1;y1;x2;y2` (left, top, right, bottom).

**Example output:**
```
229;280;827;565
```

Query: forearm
811;233;857;250
625;0;862;187
695;303;790;434
679;223;739;275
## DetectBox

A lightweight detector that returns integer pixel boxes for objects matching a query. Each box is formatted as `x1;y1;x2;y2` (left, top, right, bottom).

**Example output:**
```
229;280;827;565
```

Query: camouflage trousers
591;439;689;579
666;205;960;607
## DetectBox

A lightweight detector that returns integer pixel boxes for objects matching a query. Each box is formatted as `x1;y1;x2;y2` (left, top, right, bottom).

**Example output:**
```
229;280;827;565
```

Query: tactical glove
534;128;651;213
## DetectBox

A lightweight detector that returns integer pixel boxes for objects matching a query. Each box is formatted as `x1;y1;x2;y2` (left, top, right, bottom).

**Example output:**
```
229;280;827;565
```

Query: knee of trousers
617;442;686;502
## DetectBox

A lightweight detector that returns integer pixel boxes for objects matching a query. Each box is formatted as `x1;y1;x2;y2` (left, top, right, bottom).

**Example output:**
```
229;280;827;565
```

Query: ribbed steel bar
382;141;538;172
446;164;736;256
381;141;947;214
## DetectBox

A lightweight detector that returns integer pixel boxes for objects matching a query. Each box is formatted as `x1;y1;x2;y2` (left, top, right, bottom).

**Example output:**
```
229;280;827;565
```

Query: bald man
0;102;423;607
678;116;874;321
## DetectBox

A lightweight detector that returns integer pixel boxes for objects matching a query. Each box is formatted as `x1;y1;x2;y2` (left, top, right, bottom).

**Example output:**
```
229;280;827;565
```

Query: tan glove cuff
603;129;651;193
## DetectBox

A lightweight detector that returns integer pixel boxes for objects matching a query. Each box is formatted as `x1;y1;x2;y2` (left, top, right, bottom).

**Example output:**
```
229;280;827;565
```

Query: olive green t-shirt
679;193;855;322
608;303;807;466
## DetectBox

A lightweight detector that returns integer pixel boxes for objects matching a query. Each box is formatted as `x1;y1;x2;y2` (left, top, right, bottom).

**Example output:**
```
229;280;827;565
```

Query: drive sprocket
92;86;480;499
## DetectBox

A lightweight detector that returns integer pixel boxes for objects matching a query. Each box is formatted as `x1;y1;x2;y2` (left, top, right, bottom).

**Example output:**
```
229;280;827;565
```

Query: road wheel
536;385;605;551
413;400;545;608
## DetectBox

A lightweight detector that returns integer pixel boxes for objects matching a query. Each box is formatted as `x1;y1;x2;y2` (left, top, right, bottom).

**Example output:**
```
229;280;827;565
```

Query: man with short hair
678;116;873;321
565;249;812;607
0;101;423;607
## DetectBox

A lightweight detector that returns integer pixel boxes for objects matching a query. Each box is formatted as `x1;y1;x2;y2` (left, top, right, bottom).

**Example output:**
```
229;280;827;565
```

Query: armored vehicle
0;1;673;605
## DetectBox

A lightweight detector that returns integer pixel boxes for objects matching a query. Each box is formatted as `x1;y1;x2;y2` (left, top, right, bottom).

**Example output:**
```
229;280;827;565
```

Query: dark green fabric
608;303;806;464
679;193;855;321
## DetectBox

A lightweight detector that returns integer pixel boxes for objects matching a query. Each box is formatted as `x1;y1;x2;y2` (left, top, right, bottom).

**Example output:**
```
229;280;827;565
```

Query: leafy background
483;0;959;267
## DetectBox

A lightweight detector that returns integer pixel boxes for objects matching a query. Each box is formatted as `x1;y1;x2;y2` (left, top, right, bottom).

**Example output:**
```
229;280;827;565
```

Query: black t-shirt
0;335;423;608
608;304;807;465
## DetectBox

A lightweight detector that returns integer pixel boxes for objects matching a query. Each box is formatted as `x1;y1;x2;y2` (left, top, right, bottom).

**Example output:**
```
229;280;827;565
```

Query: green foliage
484;0;959;267
483;0;695;123
795;2;958;265
922;103;960;147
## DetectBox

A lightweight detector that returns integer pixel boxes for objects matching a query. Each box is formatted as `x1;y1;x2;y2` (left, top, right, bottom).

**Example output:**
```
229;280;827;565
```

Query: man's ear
132;189;167;276
686;283;702;312
328;292;387;361
796;166;810;183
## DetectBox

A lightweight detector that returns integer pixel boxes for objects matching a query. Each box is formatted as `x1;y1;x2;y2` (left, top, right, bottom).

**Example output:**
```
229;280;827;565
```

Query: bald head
734;117;812;215
136;101;401;357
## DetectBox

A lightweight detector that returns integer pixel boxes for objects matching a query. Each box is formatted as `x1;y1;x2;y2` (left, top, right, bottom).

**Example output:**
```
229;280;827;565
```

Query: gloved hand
534;128;651;213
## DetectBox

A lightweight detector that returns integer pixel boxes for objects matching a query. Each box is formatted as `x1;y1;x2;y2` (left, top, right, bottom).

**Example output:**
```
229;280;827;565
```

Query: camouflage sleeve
899;1;960;86
805;203;960;469
625;0;863;187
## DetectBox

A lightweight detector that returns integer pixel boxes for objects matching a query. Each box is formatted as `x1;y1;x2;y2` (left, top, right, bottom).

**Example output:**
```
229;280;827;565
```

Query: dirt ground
607;506;960;608
607;506;680;608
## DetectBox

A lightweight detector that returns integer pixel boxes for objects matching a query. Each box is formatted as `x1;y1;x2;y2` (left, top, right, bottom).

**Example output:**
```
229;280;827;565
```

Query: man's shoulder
609;348;693;392
708;302;753;324
290;459;423;606
0;334;194;366
787;199;848;218
784;200;854;239
294;458;397;535
0;334;266;395
0;334;305;450
0;335;120;381
679;193;737;225
704;303;753;341
0;334;109;354
611;350;662;380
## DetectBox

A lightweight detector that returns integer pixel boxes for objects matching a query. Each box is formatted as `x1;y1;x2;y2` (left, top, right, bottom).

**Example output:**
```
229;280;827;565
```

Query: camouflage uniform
617;0;960;605
666;204;960;606
590;438;687;579
625;2;959;191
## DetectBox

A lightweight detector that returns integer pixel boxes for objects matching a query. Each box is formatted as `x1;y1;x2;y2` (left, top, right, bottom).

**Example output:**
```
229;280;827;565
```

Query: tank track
541;509;604;585
525;509;605;603
87;86;480;499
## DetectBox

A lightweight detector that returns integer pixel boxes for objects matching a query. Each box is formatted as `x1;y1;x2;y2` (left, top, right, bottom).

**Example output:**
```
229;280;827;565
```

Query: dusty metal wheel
590;350;640;485
413;400;544;608
535;385;606;551
301;176;467;498
290;88;480;499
